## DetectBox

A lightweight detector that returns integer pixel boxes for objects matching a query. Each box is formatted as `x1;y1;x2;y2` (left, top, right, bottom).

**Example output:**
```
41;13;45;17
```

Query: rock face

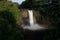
21;9;28;18
21;9;39;26
20;9;50;28
21;9;29;25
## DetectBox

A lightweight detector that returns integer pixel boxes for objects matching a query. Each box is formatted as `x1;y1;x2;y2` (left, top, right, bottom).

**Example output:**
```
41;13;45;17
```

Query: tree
0;0;7;1
0;0;21;25
20;0;41;10
0;0;23;40
20;0;60;28
39;0;60;28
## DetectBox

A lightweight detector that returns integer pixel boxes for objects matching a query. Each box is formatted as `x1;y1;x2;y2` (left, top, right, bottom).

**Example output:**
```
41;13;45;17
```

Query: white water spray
22;10;46;30
28;10;34;26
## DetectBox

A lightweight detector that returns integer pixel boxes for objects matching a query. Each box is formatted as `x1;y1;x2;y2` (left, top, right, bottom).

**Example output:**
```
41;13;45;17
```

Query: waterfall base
22;24;47;30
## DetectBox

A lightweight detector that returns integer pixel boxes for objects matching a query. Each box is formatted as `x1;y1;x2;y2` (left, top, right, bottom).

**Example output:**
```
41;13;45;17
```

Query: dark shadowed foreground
23;28;60;40
0;10;23;40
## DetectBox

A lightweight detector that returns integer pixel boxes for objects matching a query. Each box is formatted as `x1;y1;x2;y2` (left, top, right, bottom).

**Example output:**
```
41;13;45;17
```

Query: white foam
22;24;46;30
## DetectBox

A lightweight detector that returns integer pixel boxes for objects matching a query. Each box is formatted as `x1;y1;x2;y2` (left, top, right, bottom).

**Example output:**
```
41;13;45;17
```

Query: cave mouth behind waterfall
21;10;47;30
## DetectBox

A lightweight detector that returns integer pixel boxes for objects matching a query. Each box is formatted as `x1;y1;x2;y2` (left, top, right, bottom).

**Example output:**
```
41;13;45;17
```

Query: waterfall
22;10;46;30
28;10;34;26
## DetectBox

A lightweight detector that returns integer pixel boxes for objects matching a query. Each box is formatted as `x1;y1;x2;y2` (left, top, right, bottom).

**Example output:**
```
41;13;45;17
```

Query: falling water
28;10;34;26
22;10;46;30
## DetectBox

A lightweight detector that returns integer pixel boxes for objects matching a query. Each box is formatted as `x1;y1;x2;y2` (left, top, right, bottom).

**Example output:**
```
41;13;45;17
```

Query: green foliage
20;0;60;28
0;1;21;24
20;0;43;10
0;0;7;1
39;0;60;27
0;1;23;40
0;10;23;40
